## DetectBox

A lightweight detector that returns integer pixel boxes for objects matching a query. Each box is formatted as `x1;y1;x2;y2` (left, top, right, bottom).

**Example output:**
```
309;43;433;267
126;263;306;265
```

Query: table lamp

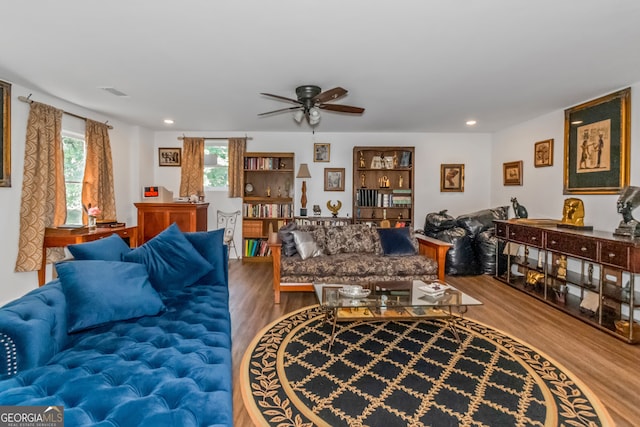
296;163;311;216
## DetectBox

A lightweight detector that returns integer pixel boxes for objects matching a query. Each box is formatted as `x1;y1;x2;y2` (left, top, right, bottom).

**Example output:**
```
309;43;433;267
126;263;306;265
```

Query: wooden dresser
135;202;209;245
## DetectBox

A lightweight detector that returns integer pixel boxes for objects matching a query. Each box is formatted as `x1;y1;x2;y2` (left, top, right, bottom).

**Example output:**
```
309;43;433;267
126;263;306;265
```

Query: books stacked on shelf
244;157;285;170
356;189;412;208
244;238;271;257
243;203;292;218
391;189;412;207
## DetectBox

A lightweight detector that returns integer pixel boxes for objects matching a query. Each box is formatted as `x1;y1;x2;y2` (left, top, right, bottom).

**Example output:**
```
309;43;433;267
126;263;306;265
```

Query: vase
88;215;97;230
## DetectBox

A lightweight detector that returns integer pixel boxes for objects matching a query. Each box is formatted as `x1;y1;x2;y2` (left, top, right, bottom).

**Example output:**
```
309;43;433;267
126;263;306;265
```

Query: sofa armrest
0;281;69;378
268;234;283;304
416;234;452;281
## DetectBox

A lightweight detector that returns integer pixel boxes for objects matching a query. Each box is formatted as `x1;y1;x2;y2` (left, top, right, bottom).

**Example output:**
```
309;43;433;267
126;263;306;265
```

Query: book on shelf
244;157;285;170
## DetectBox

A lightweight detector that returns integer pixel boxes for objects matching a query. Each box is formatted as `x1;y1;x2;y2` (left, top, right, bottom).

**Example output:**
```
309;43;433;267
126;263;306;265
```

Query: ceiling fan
258;85;365;126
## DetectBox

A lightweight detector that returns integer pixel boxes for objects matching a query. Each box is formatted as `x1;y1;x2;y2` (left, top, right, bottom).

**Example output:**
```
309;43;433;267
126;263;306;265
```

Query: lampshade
308;107;321;125
293;110;304;123
296;163;311;179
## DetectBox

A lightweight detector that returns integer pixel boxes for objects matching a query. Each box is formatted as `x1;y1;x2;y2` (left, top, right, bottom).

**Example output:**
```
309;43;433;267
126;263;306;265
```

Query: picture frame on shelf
440;164;464;192
0;80;11;187
324;168;345;191
314;143;330;162
534;139;553;167
158;147;181;167
563;88;630;194
503;161;523;186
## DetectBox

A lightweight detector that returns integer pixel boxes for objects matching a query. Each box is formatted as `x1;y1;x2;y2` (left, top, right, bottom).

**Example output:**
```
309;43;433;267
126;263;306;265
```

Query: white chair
217;210;241;260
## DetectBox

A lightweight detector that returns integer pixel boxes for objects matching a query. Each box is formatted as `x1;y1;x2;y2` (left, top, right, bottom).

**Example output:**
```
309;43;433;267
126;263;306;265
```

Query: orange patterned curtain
228;137;246;198
179;137;204;197
15;102;66;272
82;119;116;222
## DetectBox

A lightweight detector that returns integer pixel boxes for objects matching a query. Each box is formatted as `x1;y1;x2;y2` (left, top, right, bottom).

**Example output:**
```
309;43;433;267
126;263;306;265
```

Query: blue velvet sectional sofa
0;223;233;426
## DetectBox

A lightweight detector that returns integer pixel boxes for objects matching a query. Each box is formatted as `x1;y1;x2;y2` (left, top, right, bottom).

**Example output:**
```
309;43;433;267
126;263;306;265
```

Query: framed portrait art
440;164;464;192
534;139;553;167
158;147;182;167
503;161;523;186
324;168;345;191
314;143;330;162
0;80;10;187
563;88;630;194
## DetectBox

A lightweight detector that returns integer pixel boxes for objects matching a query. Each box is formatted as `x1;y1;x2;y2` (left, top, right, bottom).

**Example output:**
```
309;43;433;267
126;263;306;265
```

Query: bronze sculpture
614;186;640;237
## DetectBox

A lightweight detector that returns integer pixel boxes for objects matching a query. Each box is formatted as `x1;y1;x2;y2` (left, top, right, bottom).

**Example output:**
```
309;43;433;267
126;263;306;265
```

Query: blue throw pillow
55;260;165;333
68;234;131;261
184;229;227;286
122;223;213;291
377;227;417;256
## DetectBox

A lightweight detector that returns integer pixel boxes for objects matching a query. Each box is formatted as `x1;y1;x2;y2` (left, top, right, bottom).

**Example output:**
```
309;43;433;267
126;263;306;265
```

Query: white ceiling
2;0;640;133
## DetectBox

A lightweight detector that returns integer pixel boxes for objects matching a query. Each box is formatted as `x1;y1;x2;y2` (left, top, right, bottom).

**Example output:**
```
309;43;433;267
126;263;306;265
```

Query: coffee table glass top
313;280;482;310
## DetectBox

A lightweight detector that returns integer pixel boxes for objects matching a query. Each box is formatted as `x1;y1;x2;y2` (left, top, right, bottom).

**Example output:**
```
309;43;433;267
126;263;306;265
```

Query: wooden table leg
38;247;47;286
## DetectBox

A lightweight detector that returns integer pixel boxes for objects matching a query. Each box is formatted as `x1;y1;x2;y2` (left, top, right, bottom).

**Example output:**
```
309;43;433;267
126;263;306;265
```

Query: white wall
153;131;493;251
0;82;148;305
491;81;640;232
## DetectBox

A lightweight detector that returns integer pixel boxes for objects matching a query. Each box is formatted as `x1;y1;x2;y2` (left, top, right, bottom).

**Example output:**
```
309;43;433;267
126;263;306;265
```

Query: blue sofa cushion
185;229;227;286
67;233;131;261
56;261;166;333
377;227;417;256
123;223;213;291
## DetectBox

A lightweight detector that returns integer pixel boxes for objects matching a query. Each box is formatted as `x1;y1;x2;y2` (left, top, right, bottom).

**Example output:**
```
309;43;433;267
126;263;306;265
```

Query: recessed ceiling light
466;120;477;126
163;119;174;125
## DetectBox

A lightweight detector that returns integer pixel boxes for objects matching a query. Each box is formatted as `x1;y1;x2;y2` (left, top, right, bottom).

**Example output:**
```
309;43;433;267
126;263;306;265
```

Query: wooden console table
40;226;138;286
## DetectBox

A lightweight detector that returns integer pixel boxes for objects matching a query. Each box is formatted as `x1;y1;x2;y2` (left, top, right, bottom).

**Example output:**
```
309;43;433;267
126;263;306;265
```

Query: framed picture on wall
503;161;523;186
314;143;330;162
563;88;630;194
0;80;11;187
324;168;345;191
440;164;464;192
158;147;182;167
534;139;553;167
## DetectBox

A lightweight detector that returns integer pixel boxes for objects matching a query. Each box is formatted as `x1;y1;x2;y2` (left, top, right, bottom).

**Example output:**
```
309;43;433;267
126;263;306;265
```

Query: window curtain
228;137;246;198
15;102;66;272
179;137;204;197
82;119;116;222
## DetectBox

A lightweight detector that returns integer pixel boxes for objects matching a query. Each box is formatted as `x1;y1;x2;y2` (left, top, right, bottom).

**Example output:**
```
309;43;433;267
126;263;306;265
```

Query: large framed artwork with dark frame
563;88;630;194
0;80;11;187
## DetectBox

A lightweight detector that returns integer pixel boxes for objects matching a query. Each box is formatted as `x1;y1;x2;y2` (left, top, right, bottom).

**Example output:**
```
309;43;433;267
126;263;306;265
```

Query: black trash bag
435;227;480;275
456;209;496;237
475;229;508;275
424;210;456;235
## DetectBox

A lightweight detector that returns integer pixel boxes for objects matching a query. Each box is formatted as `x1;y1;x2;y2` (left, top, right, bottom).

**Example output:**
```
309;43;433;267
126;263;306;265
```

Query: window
62;133;86;224
204;141;229;190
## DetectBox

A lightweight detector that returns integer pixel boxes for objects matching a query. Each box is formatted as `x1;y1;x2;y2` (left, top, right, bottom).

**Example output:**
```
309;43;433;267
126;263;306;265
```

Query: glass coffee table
314;280;483;351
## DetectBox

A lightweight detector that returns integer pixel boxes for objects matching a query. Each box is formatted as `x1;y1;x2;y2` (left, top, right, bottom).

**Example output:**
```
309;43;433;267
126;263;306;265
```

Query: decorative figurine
380;152;386;169
379;175;390;188
393;152;399;168
359;151;366;168
266;185;271;197
537;251;544;269
614;186;640;237
558;197;592;230
556;255;567;280
524;247;529;265
360;173;367;188
511;197;528;219
313;205;321;216
326;200;342;218
586;263;594;287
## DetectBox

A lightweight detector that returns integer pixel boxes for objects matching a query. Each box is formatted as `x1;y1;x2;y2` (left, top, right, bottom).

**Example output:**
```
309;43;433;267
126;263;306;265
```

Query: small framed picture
158;147;181;167
503;161;523;186
534;139;554;167
440;164;464;192
314;143;330;162
324;168;345;191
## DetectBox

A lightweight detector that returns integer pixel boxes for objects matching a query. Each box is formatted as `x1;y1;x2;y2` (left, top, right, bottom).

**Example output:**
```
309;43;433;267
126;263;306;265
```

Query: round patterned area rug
241;305;612;427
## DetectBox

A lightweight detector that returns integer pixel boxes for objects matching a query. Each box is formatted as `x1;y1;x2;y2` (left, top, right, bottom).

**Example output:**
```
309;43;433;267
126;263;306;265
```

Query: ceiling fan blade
319;104;365;114
260;92;302;105
258;106;303;116
313;87;348;103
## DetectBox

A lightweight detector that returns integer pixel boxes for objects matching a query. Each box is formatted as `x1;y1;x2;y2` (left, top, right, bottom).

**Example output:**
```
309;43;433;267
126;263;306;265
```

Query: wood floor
228;260;640;427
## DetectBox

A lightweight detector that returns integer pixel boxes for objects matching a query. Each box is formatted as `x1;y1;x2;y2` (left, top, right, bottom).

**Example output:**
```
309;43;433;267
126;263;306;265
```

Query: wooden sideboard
135;202;209;245
494;219;640;343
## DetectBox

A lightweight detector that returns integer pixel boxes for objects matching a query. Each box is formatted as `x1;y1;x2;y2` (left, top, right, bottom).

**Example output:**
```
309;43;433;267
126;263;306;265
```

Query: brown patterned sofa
269;223;450;303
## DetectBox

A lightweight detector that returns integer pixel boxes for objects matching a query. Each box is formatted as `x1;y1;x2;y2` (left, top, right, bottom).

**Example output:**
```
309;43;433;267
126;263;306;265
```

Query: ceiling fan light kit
259;85;365;127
